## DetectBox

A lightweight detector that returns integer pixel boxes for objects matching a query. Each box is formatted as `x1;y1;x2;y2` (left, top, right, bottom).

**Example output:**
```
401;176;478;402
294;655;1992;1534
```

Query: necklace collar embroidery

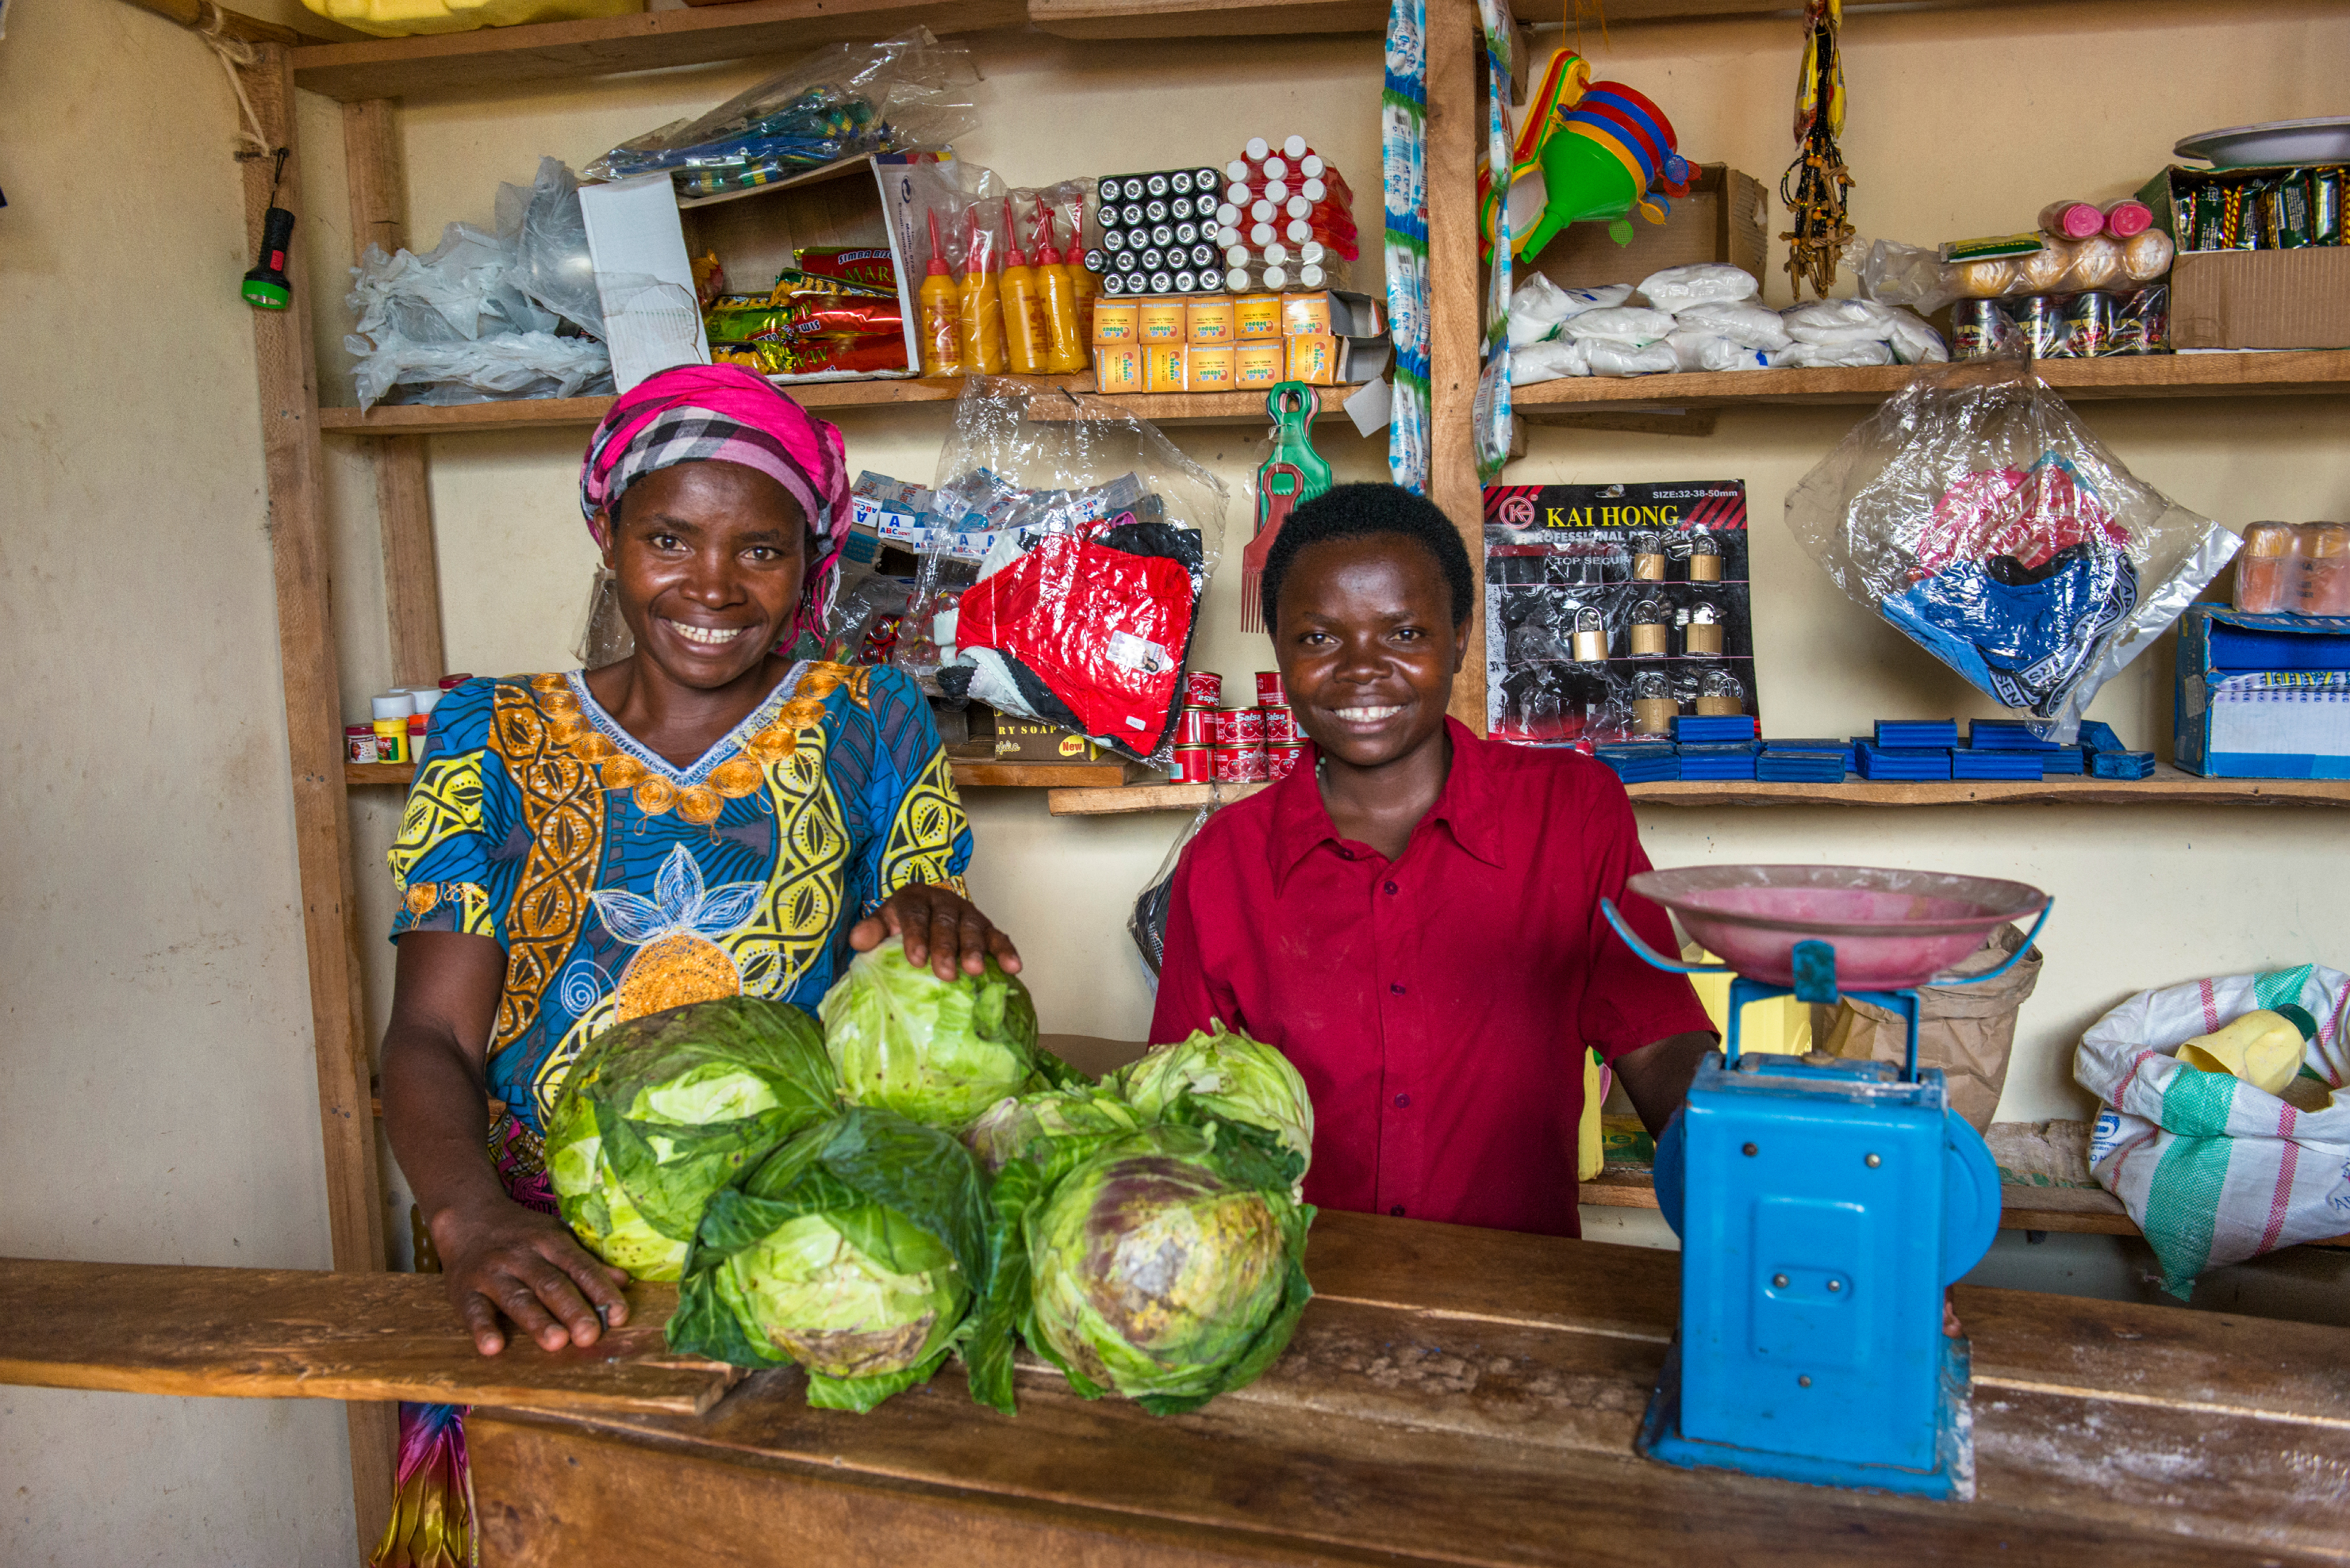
564;662;810;788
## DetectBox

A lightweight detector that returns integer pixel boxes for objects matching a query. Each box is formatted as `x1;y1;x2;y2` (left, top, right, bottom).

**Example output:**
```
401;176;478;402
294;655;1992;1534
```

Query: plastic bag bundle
1503;275;1632;349
585;30;978;198
1583;339;1678;377
1562;305;1677;344
1667;330;1770;373
1846;234;2177;317
1509;337;1589;383
1129;802;1217;983
1785;357;2238;738
1671;298;1792;351
345;157;616;411
1637;262;1758;313
1778;339;1893;368
910;378;1228;766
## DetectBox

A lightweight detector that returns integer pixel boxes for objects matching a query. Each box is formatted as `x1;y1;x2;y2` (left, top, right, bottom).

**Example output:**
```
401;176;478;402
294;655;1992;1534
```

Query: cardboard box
673;152;931;380
579;174;711;393
1520;164;1767;288
973;709;1107;763
2134;164;2350;350
2175;605;2350;778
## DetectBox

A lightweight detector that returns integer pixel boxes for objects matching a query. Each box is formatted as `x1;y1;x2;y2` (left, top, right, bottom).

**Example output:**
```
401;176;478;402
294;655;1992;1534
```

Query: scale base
1635;1336;1977;1501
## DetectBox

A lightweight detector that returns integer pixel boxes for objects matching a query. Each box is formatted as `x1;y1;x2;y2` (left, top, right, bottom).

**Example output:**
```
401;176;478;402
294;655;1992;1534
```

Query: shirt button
1394;1093;1411;1108
1336;848;1354;860
1384;880;1399;895
1390;982;1406;995
1389;1205;1406;1217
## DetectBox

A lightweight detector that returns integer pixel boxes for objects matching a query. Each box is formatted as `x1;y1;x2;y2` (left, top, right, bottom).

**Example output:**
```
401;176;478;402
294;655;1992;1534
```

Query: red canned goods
1233;707;1267;745
1175;706;1211;745
1255;670;1287;706
1173;745;1211;783
1266;741;1306;780
1209;708;1241;746
1185;670;1223;708
1261;704;1296;745
1211;744;1268;783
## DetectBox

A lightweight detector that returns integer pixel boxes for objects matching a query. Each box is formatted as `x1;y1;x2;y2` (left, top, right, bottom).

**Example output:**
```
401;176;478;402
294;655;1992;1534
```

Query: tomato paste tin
1254;670;1286;706
1211;744;1267;783
1185;670;1222;708
1231;706;1267;745
1261;704;1296;745
1174;745;1211;783
1265;741;1306;781
1175;706;1211;745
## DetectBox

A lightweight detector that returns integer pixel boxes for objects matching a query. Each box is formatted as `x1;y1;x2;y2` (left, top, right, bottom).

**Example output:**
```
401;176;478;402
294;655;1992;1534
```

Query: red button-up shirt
1149;718;1712;1238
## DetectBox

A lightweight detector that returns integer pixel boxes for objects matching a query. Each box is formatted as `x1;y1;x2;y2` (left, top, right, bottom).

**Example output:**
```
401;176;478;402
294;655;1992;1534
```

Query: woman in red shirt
1151;484;1714;1237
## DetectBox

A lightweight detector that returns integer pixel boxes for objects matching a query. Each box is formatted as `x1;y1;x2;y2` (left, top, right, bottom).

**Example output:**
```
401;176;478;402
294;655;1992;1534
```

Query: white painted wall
0;0;358;1561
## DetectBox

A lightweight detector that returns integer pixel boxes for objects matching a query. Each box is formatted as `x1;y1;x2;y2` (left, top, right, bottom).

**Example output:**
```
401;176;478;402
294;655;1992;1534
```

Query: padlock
1632;531;1668;582
1570;605;1609;662
1684;603;1724;655
1632;672;1676;735
1694;668;1742;716
1628;599;1668;657
1688;529;1723;582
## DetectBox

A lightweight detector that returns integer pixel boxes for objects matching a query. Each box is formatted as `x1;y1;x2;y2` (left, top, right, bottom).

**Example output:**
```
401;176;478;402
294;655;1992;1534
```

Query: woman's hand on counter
852;884;1022;981
431;1197;631;1358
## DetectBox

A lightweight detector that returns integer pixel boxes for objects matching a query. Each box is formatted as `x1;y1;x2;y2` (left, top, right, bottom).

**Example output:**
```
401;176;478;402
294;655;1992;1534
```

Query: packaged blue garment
1785;356;2236;742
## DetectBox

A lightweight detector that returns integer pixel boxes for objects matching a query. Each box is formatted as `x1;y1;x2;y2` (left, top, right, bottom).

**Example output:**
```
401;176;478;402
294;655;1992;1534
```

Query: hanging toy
1781;0;1854;300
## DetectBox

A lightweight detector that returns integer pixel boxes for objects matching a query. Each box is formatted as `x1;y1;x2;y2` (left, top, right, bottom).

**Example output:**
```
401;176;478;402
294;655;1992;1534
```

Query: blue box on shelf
2176;607;2350;779
1875;719;1960;749
1671;714;1758;744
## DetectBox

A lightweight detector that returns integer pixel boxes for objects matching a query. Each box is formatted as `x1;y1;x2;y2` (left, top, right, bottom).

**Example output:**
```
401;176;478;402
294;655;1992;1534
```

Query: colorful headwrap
579;363;854;632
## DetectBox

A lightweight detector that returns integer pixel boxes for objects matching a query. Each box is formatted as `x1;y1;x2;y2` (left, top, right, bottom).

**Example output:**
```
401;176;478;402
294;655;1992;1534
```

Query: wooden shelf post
236;43;396;1555
1426;0;1486;735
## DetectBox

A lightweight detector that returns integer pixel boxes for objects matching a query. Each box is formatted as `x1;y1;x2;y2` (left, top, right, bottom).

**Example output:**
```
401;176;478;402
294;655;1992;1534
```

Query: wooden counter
9;1214;2347;1564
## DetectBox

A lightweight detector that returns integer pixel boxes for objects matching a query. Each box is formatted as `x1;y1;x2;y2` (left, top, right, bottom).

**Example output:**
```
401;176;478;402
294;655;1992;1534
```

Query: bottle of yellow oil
957;205;1005;375
917;208;964;377
999;198;1049;376
1033;209;1090;375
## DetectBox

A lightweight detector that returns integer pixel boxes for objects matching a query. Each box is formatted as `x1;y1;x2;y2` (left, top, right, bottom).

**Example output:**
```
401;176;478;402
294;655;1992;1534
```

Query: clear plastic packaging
1562;305;1678;344
1847;232;2177;317
1505;276;1632;348
1637;263;1759;312
1785;356;2239;738
584;30;978;197
908;378;1230;765
1670;298;1792;351
1129;802;1217;984
1509;337;1590;384
504;156;603;335
1583;339;1678;377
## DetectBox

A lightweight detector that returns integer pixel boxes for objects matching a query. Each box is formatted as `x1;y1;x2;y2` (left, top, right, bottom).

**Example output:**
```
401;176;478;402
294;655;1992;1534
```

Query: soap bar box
2175;604;2350;778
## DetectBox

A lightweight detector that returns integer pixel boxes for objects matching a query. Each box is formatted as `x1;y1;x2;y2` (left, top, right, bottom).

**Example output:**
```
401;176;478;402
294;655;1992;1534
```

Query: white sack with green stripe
2077;964;2350;1297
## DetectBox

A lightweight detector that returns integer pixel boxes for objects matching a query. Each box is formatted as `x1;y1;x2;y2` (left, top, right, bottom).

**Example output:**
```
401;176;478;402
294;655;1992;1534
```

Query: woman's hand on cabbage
851;881;1021;981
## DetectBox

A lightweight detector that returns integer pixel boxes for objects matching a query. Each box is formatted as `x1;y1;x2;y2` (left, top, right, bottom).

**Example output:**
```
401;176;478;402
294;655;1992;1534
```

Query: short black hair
1261;483;1476;632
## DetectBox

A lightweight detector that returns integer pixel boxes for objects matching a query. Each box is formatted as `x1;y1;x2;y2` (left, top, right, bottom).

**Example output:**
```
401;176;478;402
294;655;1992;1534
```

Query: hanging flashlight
242;149;295;311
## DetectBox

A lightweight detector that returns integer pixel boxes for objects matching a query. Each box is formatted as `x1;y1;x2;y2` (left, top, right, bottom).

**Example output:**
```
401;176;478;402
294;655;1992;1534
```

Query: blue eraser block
2039;748;2086;777
1856;745;1953;780
1966;719;2061;750
1756;758;1846;782
2090;750;2157;779
2078;720;2128;753
1674;742;1764;756
1876;719;1961;748
1671;714;1758;743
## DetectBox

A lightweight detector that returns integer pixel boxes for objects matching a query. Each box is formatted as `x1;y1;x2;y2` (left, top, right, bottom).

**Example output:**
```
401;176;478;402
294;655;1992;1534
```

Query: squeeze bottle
999;198;1049;376
958;205;1005;375
1033;210;1089;375
918;209;964;376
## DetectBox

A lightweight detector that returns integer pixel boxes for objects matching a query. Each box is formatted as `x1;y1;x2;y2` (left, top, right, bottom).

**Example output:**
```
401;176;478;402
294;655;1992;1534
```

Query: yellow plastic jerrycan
1683;944;1812;1056
303;0;638;39
2176;1005;2317;1098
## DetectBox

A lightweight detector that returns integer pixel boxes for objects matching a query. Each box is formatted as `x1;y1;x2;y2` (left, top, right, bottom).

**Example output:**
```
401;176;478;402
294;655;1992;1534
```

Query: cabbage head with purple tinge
1015;1119;1314;1414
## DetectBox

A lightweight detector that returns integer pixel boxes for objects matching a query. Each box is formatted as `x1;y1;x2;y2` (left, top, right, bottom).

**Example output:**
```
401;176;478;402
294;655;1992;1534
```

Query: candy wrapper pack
903;378;1229;767
1785;356;2238;740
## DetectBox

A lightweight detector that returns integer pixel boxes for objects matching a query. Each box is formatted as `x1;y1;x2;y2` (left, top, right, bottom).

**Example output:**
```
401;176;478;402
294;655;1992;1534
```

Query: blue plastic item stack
1671;714;1760;744
1965;718;2062;751
1951;749;2044;780
1595;743;1680;784
1856;740;1954;781
1875;719;1960;750
2078;720;2126;753
2038;747;2086;777
1756;738;1849;782
2091;750;2158;779
1676;743;1762;781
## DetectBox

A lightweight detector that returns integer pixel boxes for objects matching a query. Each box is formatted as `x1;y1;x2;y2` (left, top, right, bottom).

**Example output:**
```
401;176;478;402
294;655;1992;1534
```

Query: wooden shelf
349;757;1136;789
1047;763;2350;815
1581;1165;2350;1248
316;380;1359;436
1513;349;2350;423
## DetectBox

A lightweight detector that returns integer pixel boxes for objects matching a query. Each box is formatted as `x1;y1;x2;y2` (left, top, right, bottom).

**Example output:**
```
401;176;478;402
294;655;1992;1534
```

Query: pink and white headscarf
579;363;854;633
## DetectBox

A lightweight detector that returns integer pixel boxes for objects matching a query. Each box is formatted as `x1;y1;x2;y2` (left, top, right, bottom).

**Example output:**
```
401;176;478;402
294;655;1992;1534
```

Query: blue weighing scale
1598;884;2050;1500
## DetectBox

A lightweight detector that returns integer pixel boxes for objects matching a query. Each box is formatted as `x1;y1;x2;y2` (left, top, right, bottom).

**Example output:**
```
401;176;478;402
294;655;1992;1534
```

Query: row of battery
1088;145;1355;297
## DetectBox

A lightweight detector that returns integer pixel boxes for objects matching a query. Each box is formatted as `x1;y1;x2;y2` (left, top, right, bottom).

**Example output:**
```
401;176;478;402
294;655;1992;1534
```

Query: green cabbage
1108;1021;1315;1171
668;1106;992;1411
547;997;839;1282
964;1115;1314;1416
963;1086;1145;1173
818;935;1040;1130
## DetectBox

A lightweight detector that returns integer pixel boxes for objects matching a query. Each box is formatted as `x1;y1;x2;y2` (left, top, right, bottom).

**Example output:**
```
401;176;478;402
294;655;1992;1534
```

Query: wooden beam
235;41;395;1555
1027;0;1386;39
113;0;329;46
289;0;1025;101
0;1260;739;1414
1424;0;1485;735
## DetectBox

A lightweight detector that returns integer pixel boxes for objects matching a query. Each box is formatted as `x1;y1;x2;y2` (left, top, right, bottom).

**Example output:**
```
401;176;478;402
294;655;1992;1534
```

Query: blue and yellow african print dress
386;659;971;1136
